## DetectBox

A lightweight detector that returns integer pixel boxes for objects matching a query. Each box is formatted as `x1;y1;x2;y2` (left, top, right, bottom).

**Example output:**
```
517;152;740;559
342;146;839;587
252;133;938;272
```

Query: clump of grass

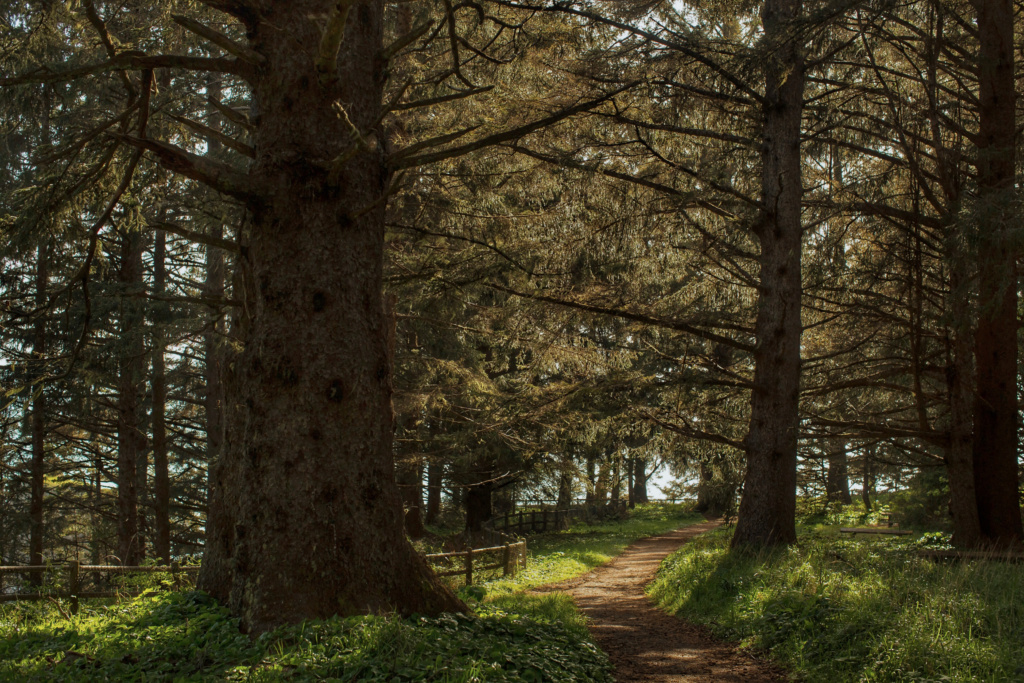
648;527;1024;682
483;504;704;595
0;590;610;682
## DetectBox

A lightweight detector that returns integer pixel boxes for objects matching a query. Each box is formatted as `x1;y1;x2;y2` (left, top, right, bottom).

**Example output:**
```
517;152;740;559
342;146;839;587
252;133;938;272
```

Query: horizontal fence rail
0;562;201;614
424;540;526;587
493;500;628;536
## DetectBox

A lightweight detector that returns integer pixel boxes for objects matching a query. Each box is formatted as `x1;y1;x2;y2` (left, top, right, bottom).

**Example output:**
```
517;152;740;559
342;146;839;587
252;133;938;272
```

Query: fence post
531;510;537;532
68;561;80;616
171;561;180;589
518;511;524;535
465;548;474;586
542;509;548;532
502;544;511;577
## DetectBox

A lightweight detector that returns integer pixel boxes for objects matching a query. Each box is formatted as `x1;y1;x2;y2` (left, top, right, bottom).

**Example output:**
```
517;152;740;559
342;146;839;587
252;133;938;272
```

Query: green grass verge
648;526;1024;683
482;504;704;595
0;590;609;682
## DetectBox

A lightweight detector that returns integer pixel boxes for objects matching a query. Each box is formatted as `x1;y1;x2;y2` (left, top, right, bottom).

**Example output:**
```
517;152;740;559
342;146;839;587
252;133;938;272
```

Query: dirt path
532;520;784;682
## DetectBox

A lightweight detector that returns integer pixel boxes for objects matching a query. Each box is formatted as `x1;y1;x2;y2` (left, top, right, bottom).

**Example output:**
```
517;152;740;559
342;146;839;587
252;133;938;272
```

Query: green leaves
0;589;611;682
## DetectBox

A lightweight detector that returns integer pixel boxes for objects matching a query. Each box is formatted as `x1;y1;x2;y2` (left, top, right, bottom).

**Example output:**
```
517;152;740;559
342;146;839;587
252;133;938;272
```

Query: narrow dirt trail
532;520;784;682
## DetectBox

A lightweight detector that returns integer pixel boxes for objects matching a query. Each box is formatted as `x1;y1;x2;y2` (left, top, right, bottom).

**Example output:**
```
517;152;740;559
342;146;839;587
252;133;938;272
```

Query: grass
481;504;704;595
0;504;701;682
648;522;1024;683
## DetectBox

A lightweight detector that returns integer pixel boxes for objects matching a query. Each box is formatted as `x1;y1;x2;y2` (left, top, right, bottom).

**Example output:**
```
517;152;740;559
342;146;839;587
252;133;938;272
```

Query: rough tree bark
947;255;982;547
198;0;462;632
116;229;146;566
971;0;1022;549
632;456;649;504
29;244;47;583
152;228;171;563
732;0;805;548
825;439;852;505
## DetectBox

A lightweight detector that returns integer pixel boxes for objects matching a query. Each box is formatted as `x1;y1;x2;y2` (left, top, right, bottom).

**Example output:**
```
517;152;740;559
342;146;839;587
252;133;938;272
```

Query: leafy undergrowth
0;591;609;682
0;505;701;682
482;504;704;595
649;526;1024;682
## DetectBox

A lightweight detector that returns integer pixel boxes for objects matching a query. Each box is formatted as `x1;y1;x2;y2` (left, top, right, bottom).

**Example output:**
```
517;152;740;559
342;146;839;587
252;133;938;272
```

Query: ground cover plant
649;521;1024;682
0;506;701;681
0;590;610;682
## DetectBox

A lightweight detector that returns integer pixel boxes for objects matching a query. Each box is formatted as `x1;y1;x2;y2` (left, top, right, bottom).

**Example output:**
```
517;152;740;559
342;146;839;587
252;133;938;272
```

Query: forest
0;0;1022;680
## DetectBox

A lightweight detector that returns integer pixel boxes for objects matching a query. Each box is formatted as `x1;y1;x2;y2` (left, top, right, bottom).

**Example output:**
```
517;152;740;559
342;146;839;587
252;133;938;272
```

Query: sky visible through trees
0;0;1022;633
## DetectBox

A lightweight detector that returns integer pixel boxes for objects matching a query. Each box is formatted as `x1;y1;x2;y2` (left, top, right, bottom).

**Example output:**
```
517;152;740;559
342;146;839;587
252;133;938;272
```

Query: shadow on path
531;520;785;683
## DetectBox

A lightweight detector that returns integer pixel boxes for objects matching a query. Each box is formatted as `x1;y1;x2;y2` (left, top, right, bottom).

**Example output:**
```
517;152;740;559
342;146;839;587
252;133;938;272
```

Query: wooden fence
0;562;201;614
493;499;628;536
425;540;526;586
513;498;684;510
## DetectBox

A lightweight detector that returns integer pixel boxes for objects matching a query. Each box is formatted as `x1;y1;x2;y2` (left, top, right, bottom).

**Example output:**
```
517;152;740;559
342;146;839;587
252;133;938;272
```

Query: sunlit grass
648;526;1024;682
483;504;704;595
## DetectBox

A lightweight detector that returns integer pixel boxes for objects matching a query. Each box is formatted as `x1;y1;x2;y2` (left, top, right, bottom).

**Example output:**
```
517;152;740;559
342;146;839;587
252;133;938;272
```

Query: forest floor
532;519;785;683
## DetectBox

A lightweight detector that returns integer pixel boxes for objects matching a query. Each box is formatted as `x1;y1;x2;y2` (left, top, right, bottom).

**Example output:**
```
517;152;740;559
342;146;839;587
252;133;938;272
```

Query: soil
531;519;786;682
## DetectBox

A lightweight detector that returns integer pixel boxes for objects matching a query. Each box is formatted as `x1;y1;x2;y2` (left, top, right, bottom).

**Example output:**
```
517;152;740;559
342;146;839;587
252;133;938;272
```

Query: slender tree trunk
199;1;462;632
861;452;873;512
610;452;621;502
152;228;171;563
426;462;442;524
733;0;805;548
464;466;494;533
203;76;227;525
632;457;649;504
972;0;1022;549
92;456;103;566
556;456;573;509
29;244;47;583
626;455;635;509
594;461;610;502
397;459;424;510
947;255;982;547
117;230;146;566
825;439;852;505
585;454;596;504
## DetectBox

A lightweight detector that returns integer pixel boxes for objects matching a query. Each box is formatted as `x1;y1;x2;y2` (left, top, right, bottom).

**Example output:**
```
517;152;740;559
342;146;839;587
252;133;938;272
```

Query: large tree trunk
28;244;47;583
198;1;462;632
117;230;146;566
972;0;1022;549
152;228;171;563
732;0;805;548
825;439;852;505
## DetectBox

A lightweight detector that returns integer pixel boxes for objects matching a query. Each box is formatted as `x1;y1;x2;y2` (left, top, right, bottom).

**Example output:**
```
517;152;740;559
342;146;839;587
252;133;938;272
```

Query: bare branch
317;0;356;87
170;114;255;158
390;85;494;112
0;53;251;87
391;83;639;169
109;134;259;202
149;221;241;253
487;282;755;353
172;14;266;65
381;19;434;62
